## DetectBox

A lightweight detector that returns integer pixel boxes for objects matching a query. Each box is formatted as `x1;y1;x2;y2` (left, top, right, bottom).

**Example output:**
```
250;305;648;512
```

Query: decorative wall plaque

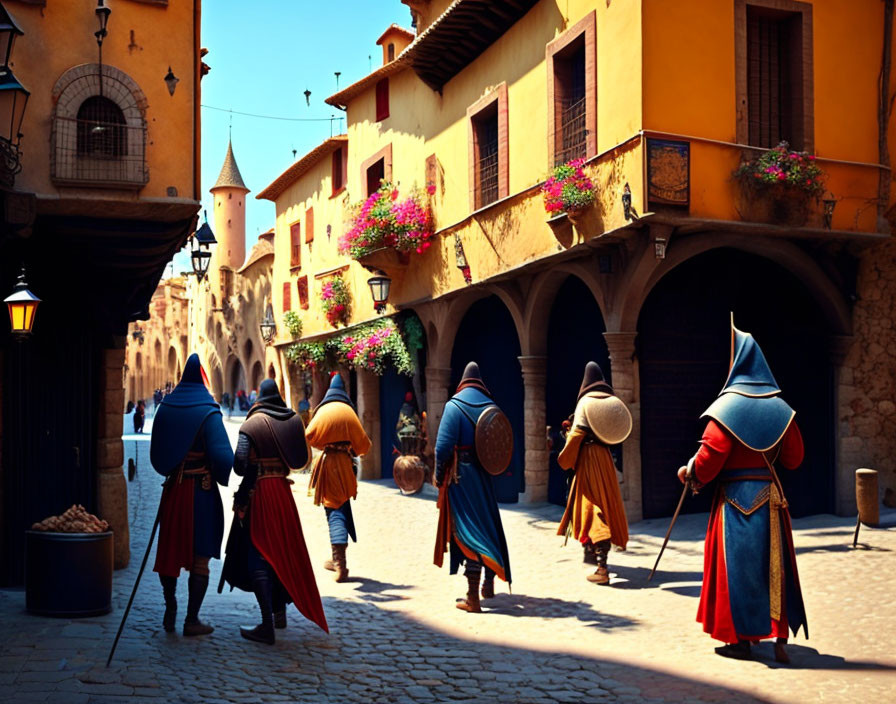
647;138;689;207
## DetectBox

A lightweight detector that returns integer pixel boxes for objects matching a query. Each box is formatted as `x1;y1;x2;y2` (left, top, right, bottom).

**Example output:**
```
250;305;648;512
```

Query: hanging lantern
367;273;391;314
259;307;276;344
164;67;179;96
5;265;40;335
191;210;216;281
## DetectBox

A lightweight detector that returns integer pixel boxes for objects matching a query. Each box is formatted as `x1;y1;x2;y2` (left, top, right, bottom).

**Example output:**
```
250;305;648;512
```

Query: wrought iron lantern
164;67;179;96
654;236;667;260
259;307;276;344
191;211;216;281
5;265;40;336
0;4;23;70
367;273;391;314
95;0;111;47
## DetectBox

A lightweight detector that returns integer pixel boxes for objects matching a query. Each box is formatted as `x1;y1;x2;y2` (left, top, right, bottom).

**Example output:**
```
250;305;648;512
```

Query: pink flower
426;184;436;195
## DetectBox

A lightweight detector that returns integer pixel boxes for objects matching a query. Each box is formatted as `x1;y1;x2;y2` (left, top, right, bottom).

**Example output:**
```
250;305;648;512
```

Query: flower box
735;181;811;228
357;247;410;278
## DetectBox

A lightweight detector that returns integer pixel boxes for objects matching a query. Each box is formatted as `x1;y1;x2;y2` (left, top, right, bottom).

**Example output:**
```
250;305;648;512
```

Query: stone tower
210;140;250;272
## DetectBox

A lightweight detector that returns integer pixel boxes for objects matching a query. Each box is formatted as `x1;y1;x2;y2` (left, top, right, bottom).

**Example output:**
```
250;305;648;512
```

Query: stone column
603;332;642;522
518;356;548;502
356;369;381;480
424;367;452;455
96;346;130;569
830;334;857;516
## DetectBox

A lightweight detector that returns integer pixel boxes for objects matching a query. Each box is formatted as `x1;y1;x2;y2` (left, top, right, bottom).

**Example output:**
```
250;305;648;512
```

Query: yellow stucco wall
9;0;198;201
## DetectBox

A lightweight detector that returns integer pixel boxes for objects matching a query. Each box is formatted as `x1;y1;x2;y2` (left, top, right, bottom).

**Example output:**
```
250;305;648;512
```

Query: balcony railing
51;116;148;188
555;96;587;166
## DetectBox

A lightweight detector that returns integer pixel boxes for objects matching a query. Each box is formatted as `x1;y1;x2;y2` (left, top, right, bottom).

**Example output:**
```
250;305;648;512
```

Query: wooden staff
647;482;689;582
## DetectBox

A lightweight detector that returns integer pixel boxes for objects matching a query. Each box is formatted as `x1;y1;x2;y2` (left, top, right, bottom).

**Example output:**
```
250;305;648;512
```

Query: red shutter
298;276;309;310
282;282;291;312
290;222;301;267
375;78;390;121
305;207;314;243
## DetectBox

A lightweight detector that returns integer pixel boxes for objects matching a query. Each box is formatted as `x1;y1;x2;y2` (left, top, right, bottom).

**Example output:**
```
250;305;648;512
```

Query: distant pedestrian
248;388;257;405
433;362;512;612
678;322;807;664
221;392;231;417
557;362;632;585
305;373;371;582
220;379;328;644
126;400;135;414
133;400;145;434
151;354;234;636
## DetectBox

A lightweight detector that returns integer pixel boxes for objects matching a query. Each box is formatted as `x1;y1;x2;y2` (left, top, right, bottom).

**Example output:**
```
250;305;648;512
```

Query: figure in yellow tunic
557;362;632;585
305;373;371;582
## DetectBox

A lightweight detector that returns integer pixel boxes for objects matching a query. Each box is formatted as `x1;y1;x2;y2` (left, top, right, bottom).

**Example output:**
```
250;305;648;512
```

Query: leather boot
160;575;177;633
332;544;349;582
481;572;495;599
272;580;287;629
715;641;752;660
323;544;337;572
774;637;790;664
583;543;598;565
586;540;611;585
240;569;275;645
183;572;214;636
456;573;482;613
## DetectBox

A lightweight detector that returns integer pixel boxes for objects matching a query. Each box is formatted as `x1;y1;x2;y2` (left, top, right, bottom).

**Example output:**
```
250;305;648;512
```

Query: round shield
475;406;514;476
581;394;633;445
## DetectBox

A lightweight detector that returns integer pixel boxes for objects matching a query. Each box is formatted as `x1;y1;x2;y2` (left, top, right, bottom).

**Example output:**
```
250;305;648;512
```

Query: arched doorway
167;346;177;385
227;357;247;408
545;276;610;506
450;295;525;503
250;360;263;392
211;365;224;401
638;248;835;519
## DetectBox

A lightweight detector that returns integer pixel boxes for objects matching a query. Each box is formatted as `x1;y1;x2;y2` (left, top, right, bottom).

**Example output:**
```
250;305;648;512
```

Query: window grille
476;116;499;208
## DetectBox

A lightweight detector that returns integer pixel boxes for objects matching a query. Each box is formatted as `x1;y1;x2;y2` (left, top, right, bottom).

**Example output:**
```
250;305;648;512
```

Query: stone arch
135;351;143;400
618;233;851;336
51;64;148;186
167;346;178;384
250;361;264;391
428;283;526;367
523;262;608;356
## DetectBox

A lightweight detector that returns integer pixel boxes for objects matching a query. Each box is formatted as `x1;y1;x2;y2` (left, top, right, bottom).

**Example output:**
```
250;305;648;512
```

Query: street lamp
0;4;24;70
367;273;391;314
259;307;276;344
191;211;216;281
95;0;111;47
5;265;40;336
164;67;179;96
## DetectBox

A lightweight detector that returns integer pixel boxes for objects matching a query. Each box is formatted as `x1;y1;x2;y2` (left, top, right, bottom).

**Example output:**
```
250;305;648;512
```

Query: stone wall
838;239;896;513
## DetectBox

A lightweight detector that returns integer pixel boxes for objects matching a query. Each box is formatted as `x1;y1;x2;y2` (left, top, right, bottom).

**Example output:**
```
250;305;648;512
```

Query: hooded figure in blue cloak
678;321;807;665
433;362;512;613
151;353;233;636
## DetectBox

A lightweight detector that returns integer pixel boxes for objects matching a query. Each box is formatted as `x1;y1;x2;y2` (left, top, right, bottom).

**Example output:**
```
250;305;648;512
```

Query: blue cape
701;326;795;452
151;353;223;475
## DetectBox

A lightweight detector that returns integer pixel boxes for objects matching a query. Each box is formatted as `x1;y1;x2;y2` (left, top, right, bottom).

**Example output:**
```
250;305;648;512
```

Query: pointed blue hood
316;372;353;410
701;324;795;452
151;354;222;475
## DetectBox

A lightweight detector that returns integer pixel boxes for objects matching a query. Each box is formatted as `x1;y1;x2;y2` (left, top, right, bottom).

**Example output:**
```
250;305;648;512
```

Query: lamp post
367;273;391;314
191;211;216;281
94;0;111;96
259;307;276;344
5;265;39;336
0;5;28;186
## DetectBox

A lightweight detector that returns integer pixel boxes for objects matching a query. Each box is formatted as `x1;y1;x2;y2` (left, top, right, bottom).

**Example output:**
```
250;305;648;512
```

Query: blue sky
171;0;411;273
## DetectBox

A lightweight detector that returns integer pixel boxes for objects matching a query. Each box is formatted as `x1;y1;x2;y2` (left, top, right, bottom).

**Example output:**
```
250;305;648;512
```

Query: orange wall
8;0;199;201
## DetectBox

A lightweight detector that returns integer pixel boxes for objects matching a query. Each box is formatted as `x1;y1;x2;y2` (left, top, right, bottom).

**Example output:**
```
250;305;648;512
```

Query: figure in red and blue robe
679;324;807;664
433;362;511;613
220;379;328;644
151;354;233;636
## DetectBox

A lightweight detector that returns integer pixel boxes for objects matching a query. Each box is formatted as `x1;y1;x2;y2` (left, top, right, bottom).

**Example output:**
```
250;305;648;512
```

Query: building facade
0;0;205;583
279;1;895;522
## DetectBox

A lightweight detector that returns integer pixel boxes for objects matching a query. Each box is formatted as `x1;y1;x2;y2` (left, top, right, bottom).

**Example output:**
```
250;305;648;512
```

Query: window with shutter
290;222;301;268
467;84;508;212
305;207;314;243
282;281;291;312
332;148;345;195
298;276;309;310
375;78;390;121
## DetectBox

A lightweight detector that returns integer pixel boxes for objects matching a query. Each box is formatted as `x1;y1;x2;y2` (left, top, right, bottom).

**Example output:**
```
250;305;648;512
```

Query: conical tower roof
211;140;249;192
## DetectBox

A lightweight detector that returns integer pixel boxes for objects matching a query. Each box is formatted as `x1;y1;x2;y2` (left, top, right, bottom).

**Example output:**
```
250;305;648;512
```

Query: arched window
77;96;126;157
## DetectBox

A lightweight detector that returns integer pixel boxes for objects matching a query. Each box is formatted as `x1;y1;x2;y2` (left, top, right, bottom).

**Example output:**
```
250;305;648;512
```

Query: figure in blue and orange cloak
305;373;371;582
679;323;807;664
220;379;328;644
151;354;233;636
433;362;512;613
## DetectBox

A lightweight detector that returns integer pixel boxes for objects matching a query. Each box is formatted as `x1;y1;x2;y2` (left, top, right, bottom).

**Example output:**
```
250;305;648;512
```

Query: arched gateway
637;248;840;519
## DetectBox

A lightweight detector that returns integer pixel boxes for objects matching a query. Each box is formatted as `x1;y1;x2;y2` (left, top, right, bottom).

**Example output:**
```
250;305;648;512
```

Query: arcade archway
637;248;836;518
450;295;525;502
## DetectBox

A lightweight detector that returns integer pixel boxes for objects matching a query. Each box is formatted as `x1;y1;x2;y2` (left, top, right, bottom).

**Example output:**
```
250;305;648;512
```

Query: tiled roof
238;237;274;273
376;24;415;45
211;140;249;191
256;135;347;202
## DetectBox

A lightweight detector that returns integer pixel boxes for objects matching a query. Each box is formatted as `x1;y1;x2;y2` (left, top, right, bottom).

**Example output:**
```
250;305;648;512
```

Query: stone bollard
855;468;879;527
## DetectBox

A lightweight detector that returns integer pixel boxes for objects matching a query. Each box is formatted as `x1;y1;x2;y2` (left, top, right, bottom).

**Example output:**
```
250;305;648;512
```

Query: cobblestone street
2;417;894;703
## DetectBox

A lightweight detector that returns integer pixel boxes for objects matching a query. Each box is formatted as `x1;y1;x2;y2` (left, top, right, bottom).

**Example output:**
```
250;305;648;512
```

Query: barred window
76;96;127;158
